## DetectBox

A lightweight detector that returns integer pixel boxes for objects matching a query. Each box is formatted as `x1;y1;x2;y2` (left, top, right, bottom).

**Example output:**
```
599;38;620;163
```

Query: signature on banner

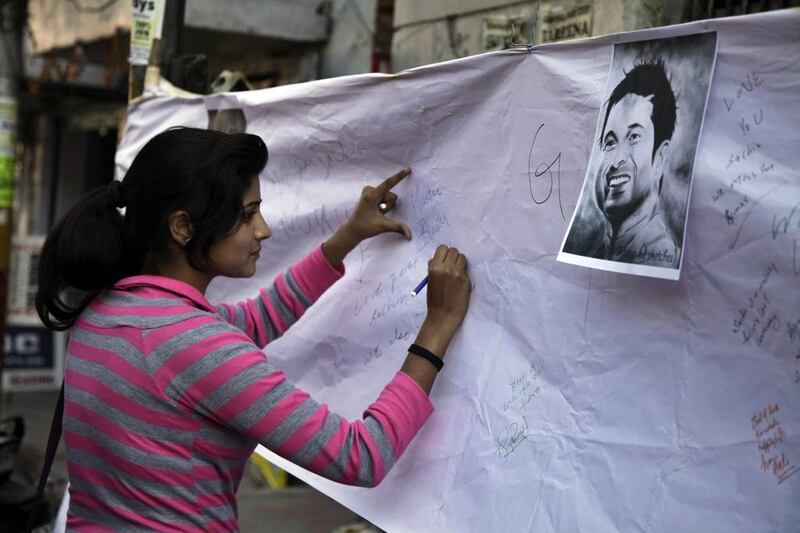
495;364;544;460
751;403;799;485
731;262;781;347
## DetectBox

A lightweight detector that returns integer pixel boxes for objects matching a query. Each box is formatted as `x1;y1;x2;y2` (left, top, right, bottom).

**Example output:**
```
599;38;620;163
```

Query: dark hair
36;127;268;330
600;59;677;160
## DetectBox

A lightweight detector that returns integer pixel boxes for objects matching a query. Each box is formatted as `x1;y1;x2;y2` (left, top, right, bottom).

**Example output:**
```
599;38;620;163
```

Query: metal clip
510;0;540;53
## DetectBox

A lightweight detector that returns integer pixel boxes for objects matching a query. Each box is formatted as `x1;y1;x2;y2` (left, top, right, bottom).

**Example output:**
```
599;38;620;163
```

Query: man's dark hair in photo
600;59;677;160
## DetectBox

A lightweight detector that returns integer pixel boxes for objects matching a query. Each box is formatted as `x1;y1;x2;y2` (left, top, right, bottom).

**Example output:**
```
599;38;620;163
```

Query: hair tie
108;180;126;208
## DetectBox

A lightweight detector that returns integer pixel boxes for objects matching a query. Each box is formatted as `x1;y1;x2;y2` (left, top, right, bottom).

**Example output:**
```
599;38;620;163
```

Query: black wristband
408;343;444;372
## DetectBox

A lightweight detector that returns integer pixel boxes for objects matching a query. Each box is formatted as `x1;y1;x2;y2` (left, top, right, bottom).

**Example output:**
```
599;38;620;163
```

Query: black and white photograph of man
559;32;717;280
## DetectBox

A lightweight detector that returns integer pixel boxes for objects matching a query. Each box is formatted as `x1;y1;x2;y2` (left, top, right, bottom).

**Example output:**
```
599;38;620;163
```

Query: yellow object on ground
249;453;288;489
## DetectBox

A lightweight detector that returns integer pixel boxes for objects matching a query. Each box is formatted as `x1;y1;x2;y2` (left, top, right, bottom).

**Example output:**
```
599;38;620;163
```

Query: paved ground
237;486;370;533
1;389;378;532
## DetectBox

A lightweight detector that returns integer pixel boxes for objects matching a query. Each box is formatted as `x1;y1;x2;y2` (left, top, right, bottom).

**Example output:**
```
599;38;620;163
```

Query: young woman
36;127;471;531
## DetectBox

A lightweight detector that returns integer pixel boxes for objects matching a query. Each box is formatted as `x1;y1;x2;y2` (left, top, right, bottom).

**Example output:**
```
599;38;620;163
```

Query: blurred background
0;0;796;531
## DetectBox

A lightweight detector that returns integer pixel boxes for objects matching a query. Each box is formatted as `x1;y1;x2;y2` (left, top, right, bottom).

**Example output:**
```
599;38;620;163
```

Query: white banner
118;10;800;533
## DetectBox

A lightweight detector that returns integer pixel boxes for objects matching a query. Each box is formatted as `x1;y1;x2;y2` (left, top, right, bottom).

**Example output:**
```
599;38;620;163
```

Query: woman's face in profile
206;176;271;279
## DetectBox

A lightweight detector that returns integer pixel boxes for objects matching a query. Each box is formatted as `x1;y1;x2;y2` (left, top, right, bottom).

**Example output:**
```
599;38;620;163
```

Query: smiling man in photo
594;60;679;267
559;34;718;279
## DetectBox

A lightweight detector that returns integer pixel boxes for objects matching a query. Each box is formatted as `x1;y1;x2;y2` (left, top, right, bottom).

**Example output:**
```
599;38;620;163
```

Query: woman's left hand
322;168;413;267
344;168;412;241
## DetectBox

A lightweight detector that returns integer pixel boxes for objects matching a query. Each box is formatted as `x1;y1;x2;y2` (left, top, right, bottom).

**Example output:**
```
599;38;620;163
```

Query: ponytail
36;127;268;331
36;183;132;330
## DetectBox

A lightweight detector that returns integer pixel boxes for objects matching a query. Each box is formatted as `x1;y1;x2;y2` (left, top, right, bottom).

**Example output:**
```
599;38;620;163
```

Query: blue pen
410;276;428;297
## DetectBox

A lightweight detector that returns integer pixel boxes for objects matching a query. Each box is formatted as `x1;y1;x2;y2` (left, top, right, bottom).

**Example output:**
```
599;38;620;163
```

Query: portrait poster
558;32;718;280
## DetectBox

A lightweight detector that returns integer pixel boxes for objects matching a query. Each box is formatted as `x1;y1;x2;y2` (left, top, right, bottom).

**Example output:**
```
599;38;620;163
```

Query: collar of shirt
114;275;217;313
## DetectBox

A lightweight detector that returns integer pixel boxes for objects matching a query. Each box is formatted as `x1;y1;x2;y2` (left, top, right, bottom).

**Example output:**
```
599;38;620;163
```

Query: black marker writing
495;418;529;460
727;183;785;250
527;123;566;220
723;71;765;112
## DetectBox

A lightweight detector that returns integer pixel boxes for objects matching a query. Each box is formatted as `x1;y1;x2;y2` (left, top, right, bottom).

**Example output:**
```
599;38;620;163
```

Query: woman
36;127;471;531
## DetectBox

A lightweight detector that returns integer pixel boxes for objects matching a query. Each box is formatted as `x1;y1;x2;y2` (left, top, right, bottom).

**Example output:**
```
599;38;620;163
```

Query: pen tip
410;291;417;297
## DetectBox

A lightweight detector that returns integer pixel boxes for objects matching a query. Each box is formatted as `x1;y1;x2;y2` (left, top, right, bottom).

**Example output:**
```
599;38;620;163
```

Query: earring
185;236;192;245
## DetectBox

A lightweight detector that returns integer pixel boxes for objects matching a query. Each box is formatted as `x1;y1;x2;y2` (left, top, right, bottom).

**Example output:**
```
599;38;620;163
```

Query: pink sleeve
288;244;345;302
364;371;435;458
215;244;345;347
151;319;435;488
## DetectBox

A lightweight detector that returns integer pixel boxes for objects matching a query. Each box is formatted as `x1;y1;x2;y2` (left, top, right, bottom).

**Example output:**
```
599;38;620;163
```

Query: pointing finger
375;167;411;196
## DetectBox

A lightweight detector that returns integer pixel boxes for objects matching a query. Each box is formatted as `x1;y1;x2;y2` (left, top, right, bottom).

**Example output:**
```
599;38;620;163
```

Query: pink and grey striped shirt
64;245;433;532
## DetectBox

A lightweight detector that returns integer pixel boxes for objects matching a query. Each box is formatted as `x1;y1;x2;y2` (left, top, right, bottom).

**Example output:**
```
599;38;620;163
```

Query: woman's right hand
402;245;471;392
424;244;471;339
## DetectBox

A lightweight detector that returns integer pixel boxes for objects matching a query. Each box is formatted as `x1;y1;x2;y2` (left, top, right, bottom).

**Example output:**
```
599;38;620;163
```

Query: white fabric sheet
117;10;800;532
